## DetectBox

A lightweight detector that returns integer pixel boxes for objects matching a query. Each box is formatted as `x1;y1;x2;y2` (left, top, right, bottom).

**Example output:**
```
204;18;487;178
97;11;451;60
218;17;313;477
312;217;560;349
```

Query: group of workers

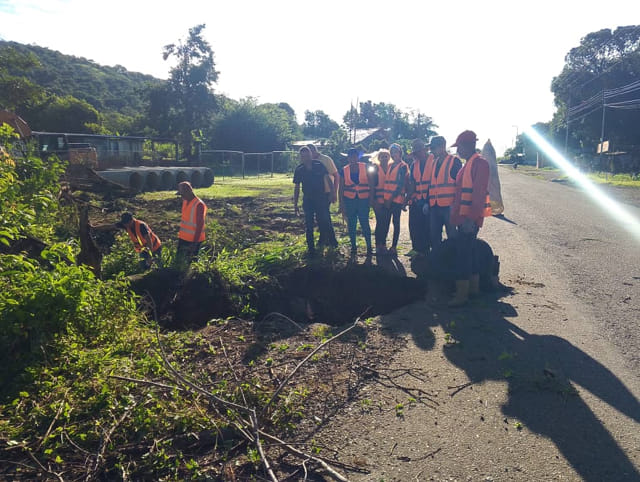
91;181;208;270
293;130;491;306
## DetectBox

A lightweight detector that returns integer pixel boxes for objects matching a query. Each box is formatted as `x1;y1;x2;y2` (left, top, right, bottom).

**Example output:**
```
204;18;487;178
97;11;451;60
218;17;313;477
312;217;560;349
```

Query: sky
1;0;639;156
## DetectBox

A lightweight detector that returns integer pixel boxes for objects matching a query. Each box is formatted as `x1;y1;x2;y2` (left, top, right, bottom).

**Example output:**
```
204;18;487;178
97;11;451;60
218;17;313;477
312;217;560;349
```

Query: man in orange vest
406;139;433;257
449;130;491;306
428;136;462;252
380;144;408;256
176;181;207;266
339;148;373;255
91;212;162;270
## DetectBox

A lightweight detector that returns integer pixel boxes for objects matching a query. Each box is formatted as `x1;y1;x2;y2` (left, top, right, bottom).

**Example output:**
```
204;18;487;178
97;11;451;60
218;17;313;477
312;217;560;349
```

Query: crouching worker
92;212;162;270
449;130;491;306
176;181;207;267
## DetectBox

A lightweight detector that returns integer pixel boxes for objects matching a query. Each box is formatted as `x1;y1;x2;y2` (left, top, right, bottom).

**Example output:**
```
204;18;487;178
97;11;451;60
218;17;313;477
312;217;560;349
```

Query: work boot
448;280;470;307
469;274;480;296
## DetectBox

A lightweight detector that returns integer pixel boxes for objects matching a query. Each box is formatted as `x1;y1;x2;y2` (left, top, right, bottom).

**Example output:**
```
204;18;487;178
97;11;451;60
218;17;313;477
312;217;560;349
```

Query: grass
588;172;640;188
141;173;294;201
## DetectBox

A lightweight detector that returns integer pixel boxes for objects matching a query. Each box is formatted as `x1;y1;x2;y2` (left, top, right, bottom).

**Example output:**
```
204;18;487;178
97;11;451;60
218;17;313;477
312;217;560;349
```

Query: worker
428;136;462;252
339;147;373;255
372;145;407;256
176;181;207;266
448;130;491;306
91;212;162;270
307;144;339;248
294;146;336;256
406;139;433;257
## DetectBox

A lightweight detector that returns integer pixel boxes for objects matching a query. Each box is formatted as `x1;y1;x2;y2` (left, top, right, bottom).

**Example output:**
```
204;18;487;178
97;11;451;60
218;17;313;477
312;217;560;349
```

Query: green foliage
26;94;101;134
0;125;66;243
158;24;219;159
303;110;340;138
0;245;138;380
210;97;301;152
0;40;161;121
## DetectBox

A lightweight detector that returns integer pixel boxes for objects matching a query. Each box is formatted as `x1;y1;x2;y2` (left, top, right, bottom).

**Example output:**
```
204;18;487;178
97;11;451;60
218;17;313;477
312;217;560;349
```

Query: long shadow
382;295;640;480
492;213;518;225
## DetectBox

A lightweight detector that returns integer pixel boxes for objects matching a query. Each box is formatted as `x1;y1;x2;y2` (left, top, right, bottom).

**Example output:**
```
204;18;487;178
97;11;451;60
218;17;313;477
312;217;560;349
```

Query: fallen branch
107;375;184;392
448;382;473;397
264;310;369;413
26;451;65;482
258;431;349;482
251;410;278;482
261;312;304;332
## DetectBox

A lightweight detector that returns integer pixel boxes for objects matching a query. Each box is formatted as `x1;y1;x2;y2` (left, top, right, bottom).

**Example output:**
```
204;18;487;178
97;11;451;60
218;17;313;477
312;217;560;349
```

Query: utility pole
599;89;606;173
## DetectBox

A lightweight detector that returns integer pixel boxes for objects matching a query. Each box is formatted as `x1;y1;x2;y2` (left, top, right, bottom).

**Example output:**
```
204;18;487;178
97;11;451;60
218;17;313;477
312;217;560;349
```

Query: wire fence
198;150;298;179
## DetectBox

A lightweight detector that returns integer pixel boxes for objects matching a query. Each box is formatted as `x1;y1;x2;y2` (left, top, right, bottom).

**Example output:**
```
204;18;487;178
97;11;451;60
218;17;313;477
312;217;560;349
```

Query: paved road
488;167;640;375
320;167;640;481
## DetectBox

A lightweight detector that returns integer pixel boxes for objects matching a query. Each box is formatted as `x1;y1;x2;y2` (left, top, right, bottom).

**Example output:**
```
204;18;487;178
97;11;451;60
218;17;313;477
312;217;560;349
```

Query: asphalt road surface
488;167;640;376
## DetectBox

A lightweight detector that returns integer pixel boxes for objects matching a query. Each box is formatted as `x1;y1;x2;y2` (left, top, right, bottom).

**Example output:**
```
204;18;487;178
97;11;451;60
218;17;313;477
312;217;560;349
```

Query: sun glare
523;126;640;243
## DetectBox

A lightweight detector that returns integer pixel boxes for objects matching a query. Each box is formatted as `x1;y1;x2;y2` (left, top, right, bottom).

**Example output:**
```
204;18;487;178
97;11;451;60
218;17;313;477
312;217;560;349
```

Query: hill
0;40;162;118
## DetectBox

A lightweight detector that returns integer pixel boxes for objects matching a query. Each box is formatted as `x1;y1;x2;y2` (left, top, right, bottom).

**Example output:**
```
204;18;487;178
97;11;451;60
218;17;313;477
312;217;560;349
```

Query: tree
210;98;300;152
302;110;339;138
551;26;640;156
159;24;218;160
0;46;44;111
25;95;101;133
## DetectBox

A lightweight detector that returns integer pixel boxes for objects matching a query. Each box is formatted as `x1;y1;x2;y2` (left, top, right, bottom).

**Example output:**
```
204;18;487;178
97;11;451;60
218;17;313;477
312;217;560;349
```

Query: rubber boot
448;280;470;307
469;274;480;297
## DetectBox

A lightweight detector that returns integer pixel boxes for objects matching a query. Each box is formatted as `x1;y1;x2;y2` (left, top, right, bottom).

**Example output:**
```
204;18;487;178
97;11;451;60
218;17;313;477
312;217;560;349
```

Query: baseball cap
451;130;478;147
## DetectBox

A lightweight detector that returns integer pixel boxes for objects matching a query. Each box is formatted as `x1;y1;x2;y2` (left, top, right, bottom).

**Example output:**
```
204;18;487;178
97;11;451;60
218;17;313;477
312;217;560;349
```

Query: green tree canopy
551;25;640;154
210;97;300;152
303;110;339;138
156;24;219;159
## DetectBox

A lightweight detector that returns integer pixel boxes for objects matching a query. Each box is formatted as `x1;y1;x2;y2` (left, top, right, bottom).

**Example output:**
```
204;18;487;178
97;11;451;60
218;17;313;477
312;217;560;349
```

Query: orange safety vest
179;196;207;242
411;155;434;202
383;161;408;204
459;153;492;217
374;163;391;203
126;219;161;253
342;162;370;199
429;154;458;207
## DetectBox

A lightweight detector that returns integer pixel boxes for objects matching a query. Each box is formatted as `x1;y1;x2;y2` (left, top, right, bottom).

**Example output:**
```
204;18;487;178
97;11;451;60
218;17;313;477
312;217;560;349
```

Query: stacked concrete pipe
96;167;214;192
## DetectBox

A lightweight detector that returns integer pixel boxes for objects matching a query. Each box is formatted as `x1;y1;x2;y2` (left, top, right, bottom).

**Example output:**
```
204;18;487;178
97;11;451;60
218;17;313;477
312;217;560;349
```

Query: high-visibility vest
179;196;207;242
459;153;492;217
374;163;391;203
342;162;370;199
429;154;458;207
383;161;408;204
126;219;161;253
411;155;434;202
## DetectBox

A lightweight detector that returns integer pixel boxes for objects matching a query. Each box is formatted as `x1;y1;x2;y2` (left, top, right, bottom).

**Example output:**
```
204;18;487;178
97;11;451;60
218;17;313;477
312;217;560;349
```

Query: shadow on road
381;294;640;480
492;214;518;225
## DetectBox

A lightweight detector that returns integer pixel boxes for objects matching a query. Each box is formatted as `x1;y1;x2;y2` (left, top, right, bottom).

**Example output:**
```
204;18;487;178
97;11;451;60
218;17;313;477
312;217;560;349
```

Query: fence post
271;152;274;178
242;153;245;179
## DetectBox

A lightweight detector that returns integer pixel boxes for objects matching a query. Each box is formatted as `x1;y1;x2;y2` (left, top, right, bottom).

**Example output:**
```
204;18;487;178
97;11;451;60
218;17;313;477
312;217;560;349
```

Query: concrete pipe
190;169;203;188
144;171;160;191
96;169;144;191
175;170;189;187
202;168;214;187
160;170;175;191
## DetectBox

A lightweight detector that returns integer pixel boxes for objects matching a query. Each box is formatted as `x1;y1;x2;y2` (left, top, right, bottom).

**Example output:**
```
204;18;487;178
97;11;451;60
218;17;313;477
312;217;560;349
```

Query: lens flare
523;126;640;242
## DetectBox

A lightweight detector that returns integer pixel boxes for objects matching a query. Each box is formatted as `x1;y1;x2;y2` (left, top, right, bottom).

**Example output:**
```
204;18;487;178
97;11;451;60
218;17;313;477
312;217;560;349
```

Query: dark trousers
303;196;335;252
409;200;430;253
176;239;202;267
374;203;402;248
344;197;372;249
429;205;456;253
454;224;480;279
316;195;338;248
